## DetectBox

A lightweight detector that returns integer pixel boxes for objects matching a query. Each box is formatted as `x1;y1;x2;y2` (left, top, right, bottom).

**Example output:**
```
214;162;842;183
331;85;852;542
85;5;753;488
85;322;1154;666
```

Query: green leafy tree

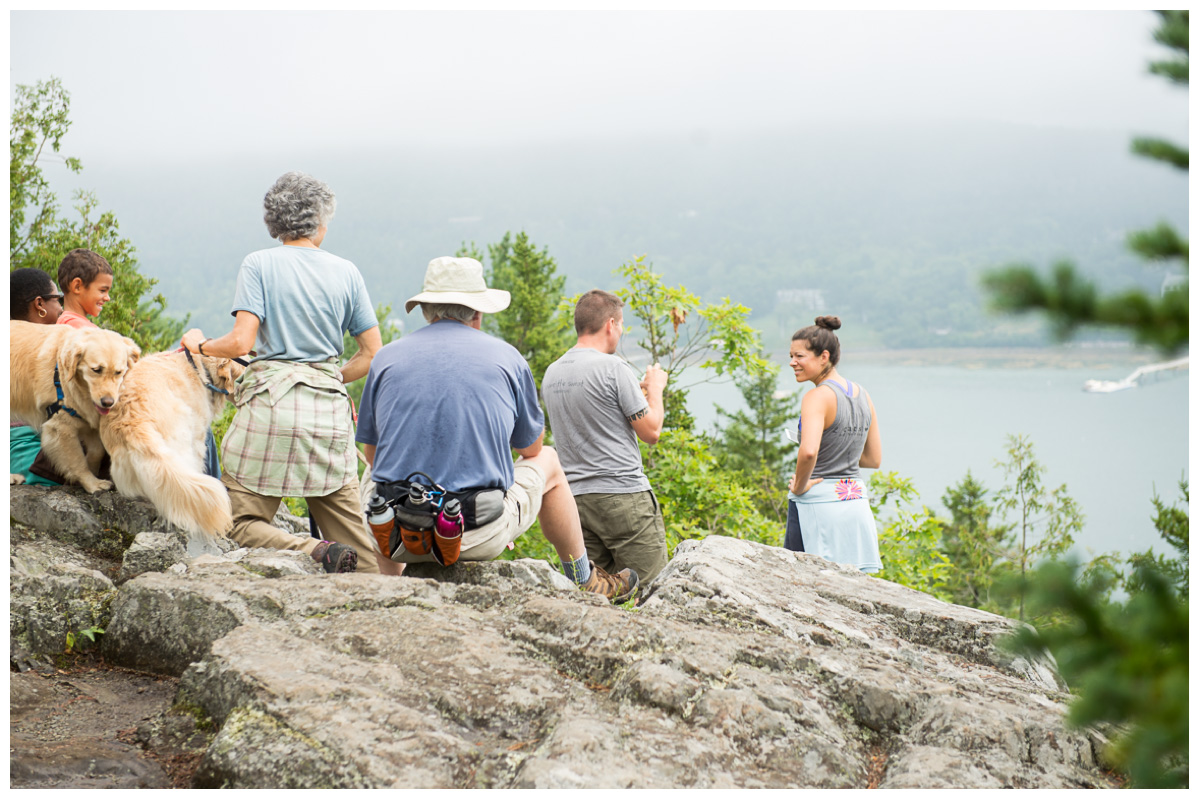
497;519;559;565
993;434;1084;620
939;470;1015;611
978;20;1189;784
341;303;404;409
612;255;771;430
10;76;81;257
10;77;178;351
870;471;952;600
135;299;190;348
457;232;572;388
1003;477;1190;788
1006;558;1188;788
712;361;799;478
1124;478;1189;598
643;429;781;553
346;302;404;487
982;10;1188;354
455;240;486;265
500;429;784;569
711;361;800;525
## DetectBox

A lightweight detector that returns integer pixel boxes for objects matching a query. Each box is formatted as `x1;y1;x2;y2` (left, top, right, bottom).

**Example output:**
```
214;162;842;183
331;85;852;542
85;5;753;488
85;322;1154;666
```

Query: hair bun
814;315;842;331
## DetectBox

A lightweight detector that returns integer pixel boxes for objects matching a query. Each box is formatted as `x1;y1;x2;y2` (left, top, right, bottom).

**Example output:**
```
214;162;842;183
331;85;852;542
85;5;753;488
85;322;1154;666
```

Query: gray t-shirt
542;347;650;495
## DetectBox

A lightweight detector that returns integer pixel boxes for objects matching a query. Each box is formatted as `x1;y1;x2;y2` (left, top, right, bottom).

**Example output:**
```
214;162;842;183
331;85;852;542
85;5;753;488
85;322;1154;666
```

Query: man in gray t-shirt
543;289;670;582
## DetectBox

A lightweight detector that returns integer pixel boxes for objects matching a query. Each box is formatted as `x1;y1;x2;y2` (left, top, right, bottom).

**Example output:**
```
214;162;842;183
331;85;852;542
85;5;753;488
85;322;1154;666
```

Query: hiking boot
313;540;358;574
579;561;638;603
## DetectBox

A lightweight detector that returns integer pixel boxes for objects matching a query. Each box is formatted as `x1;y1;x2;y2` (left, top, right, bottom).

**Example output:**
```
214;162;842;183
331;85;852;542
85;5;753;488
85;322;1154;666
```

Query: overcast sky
9;10;1189;167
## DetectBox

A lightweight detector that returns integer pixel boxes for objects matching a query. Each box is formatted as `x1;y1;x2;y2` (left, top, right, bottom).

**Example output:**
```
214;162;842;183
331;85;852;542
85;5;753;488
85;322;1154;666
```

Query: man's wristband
198;338;212;356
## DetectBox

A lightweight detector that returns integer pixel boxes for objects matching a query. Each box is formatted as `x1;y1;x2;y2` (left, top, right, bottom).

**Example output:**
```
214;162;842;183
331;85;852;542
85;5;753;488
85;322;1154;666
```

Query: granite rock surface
9;484;1111;788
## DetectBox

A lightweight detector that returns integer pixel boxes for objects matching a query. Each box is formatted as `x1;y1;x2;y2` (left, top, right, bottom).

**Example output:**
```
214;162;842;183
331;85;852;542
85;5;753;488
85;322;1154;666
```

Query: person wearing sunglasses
10;268;67;486
11;268;64;325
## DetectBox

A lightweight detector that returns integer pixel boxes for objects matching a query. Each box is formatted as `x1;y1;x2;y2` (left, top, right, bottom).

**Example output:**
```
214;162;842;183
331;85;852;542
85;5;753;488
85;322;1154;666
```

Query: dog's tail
112;447;232;541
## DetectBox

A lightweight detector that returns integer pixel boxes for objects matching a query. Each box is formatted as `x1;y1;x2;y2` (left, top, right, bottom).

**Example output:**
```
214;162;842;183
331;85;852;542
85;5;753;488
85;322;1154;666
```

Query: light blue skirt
787;478;882;573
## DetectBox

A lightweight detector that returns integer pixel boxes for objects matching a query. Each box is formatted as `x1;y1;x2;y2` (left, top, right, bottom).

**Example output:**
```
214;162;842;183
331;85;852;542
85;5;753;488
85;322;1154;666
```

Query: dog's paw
10;473;26;485
82;478;115;493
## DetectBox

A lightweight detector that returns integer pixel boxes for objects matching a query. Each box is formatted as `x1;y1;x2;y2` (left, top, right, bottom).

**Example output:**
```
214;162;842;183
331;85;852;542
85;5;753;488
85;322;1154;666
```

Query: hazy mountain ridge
52;121;1187;344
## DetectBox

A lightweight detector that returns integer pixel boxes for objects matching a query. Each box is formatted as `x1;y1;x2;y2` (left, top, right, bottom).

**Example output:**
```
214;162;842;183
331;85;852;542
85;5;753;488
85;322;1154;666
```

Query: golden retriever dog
99;349;244;540
9;320;141;493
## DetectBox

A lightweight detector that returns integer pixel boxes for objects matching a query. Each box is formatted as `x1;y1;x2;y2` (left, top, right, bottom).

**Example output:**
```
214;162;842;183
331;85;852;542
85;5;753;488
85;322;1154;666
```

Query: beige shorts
362;461;546;564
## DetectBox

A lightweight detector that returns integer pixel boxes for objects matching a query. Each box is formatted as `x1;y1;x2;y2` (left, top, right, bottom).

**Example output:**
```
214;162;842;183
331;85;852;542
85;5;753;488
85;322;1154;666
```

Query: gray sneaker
580;561;638;603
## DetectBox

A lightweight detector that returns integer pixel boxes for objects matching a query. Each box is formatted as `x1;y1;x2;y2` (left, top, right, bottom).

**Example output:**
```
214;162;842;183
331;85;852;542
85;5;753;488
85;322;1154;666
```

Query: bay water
681;352;1189;561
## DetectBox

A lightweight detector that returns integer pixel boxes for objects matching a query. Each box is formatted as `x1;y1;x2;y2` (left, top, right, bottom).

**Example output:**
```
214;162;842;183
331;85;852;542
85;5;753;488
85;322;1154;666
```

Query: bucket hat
404;257;511;314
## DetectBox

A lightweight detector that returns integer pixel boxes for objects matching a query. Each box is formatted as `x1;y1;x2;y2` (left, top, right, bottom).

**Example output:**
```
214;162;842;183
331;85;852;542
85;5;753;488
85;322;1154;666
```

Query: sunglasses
42;292;65;302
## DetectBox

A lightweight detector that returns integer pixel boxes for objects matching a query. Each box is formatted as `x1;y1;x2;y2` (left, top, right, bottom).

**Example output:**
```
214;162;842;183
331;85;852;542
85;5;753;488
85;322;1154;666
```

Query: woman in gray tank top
785;316;883;572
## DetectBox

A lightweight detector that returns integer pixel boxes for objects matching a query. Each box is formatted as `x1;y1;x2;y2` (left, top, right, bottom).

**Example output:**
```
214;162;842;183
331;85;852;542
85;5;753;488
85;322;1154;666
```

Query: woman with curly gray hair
182;171;383;574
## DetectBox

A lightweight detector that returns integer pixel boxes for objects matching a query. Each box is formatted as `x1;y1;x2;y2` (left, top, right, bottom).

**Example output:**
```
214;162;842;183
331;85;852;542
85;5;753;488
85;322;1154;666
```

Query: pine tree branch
1152;11;1189;56
982;259;1188;355
1131;137;1189;170
1126;222;1189;263
1148;59;1189;85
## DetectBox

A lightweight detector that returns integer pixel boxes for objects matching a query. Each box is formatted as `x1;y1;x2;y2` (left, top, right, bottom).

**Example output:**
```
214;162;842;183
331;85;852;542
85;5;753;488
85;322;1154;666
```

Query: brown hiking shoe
312;541;358;574
580;561;638;603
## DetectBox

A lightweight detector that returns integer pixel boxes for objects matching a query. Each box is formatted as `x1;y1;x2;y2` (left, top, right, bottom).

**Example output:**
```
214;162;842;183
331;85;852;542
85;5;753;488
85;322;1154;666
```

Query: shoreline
843;346;1177;370
621;341;1183;371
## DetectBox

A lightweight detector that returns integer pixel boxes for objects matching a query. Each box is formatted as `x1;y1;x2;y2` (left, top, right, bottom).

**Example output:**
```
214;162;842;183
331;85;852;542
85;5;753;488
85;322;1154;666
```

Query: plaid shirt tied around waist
222;358;356;497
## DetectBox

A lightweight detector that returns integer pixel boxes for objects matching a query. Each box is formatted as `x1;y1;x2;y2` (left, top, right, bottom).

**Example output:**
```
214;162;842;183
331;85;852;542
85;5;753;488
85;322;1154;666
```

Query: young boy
56;248;113;329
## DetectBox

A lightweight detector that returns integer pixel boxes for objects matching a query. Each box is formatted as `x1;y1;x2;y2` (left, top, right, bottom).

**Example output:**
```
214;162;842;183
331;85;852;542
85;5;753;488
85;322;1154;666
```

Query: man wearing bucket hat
355;256;639;602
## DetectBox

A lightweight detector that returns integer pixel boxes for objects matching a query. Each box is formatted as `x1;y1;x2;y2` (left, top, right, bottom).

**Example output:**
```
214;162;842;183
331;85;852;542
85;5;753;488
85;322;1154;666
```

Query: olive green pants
575;490;668;584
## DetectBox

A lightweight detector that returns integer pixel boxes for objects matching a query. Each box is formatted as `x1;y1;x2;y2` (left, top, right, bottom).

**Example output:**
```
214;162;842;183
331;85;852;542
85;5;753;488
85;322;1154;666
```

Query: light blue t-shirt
231;244;377;362
356;320;544;492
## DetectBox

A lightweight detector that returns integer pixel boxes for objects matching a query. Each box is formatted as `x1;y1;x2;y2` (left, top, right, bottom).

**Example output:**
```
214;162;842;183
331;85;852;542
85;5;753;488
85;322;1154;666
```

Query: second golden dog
99;349;245;540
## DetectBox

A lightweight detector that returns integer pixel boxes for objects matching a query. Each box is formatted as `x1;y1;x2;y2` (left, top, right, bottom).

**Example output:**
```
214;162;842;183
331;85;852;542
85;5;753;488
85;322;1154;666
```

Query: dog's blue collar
183;348;229;396
46;364;81;419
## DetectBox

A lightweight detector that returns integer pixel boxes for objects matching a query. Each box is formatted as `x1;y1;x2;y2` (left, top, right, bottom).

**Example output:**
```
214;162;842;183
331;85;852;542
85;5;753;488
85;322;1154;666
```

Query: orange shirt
56;310;97;329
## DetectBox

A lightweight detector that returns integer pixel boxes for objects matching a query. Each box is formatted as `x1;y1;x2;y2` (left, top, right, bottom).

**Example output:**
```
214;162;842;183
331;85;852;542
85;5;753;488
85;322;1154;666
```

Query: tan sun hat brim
404;289;511;314
404;256;512;314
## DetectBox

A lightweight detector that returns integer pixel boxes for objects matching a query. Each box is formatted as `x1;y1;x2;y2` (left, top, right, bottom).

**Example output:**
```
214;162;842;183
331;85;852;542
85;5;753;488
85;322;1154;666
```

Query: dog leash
46;364;81;419
181;348;230;396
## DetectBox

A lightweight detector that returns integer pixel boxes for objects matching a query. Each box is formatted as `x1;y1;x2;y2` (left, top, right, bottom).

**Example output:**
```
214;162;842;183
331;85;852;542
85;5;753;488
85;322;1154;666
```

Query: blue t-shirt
356;320;544;491
231;245;377;362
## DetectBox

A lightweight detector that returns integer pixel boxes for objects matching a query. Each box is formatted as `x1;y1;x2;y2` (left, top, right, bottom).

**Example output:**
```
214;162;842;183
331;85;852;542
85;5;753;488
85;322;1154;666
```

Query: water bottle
399;484;434;555
366;492;395;558
433;497;464;566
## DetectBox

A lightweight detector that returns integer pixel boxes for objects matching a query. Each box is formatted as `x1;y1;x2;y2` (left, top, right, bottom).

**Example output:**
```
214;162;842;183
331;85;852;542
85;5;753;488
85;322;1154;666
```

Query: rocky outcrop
9;485;307;664
10;531;116;667
9;484;1112;789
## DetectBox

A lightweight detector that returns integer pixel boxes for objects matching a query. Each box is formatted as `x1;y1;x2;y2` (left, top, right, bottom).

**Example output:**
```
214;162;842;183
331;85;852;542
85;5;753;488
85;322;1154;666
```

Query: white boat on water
1083;357;1189;393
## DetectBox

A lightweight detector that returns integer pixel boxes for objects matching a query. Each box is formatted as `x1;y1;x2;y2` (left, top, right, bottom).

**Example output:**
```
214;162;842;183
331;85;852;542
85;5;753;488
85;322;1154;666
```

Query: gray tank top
811;378;871;480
